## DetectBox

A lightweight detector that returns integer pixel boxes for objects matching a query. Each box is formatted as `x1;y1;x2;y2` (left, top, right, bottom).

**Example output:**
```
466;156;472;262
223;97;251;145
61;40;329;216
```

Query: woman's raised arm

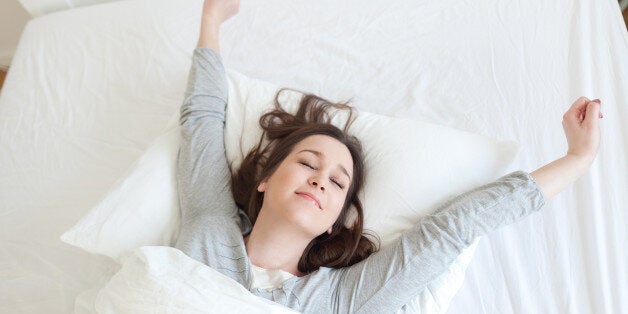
176;0;248;230
197;0;240;51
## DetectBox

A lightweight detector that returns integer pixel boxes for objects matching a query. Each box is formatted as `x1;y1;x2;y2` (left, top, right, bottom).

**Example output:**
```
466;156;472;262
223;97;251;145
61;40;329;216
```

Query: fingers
584;101;601;127
566;96;589;123
591;99;603;119
570;96;590;112
567;96;604;124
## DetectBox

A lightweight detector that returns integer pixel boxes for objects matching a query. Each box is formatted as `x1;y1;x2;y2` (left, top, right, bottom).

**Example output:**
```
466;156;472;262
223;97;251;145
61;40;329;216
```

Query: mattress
1;0;626;313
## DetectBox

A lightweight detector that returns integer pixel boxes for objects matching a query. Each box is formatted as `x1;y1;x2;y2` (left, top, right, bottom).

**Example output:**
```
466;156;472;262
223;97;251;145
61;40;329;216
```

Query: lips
295;192;322;209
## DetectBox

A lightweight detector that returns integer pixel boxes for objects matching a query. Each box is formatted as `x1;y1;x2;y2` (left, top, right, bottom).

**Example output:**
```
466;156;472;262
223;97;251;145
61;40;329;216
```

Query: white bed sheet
1;0;626;313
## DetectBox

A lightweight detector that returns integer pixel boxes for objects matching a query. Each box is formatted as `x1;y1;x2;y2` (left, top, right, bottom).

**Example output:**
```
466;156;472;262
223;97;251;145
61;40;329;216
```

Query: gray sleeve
176;47;240;225
332;171;546;313
174;47;252;273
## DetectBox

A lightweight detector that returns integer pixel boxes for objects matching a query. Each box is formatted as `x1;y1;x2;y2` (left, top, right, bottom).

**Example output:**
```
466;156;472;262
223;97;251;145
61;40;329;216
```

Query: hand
202;0;240;26
562;96;603;165
197;0;239;51
530;96;604;201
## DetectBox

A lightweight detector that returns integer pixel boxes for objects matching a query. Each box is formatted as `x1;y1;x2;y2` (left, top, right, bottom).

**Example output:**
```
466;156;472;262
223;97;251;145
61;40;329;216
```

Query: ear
257;179;267;192
326;227;332;235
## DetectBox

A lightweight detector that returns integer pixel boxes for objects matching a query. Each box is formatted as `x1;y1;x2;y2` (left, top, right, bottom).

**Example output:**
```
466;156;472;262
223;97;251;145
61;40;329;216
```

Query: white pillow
61;68;519;313
223;71;518;247
60;126;182;260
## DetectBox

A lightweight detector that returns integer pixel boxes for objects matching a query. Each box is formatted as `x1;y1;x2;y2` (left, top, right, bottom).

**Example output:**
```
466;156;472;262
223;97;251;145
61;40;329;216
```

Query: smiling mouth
296;193;322;209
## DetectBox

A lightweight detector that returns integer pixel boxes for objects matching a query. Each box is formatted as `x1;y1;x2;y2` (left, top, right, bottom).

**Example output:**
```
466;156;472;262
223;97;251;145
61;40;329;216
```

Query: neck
244;209;311;277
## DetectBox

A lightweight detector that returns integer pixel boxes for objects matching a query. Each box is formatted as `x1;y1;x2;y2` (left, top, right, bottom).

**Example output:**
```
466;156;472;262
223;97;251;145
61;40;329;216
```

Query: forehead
293;135;353;171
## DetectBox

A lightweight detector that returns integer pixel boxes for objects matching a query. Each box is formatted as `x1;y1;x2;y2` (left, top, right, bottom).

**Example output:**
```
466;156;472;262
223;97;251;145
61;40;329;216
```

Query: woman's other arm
329;97;602;313
531;97;602;200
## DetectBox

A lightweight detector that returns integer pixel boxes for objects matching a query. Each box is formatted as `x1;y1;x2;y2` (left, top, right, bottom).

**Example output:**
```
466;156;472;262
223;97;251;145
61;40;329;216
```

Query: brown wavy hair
229;87;379;274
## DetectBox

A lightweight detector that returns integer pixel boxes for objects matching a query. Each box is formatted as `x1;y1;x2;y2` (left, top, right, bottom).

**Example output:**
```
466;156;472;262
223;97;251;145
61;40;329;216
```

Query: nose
308;177;325;191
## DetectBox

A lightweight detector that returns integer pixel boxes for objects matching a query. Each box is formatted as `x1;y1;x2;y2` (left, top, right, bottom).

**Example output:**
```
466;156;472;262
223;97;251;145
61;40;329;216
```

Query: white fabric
59;65;511;312
58;126;182;261
250;264;295;290
17;0;120;17
0;0;626;313
94;246;298;314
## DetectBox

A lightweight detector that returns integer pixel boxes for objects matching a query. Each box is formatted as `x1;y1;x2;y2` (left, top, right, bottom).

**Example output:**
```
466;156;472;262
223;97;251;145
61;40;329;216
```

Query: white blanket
93;246;298;314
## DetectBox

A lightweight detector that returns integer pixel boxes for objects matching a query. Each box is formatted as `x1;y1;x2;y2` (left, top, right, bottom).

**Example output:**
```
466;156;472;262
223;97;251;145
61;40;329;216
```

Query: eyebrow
298;149;351;181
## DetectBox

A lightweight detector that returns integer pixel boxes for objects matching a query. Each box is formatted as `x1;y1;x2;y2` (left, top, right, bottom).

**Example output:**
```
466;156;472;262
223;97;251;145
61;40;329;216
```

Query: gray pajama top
174;47;546;313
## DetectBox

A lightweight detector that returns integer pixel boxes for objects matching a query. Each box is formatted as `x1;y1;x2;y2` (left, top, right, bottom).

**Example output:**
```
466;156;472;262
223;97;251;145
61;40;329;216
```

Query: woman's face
257;135;354;238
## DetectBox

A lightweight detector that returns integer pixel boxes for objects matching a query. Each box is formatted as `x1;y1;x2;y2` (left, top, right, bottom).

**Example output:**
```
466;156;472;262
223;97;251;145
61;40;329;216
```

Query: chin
285;207;325;238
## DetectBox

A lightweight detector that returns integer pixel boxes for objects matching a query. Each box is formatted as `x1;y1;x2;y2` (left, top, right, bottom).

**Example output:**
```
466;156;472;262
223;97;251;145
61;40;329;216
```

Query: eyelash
299;161;345;189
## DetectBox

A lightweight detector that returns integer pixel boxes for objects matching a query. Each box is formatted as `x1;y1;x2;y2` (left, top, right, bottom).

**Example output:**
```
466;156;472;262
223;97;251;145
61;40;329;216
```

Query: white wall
0;0;31;68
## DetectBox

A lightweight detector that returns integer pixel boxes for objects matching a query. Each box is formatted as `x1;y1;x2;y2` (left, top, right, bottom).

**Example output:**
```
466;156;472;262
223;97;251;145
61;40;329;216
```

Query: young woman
174;1;603;312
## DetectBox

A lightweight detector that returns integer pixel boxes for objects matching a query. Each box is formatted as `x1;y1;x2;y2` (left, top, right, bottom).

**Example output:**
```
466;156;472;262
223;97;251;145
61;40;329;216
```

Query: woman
174;0;603;312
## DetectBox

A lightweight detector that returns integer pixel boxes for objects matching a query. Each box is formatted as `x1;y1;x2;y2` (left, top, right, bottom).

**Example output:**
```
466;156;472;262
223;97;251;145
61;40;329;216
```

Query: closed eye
331;178;345;190
300;161;345;190
299;161;316;170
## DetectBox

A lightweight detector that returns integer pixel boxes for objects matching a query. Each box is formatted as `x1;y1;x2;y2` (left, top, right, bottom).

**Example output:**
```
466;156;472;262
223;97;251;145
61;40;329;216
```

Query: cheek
328;194;347;217
271;164;304;186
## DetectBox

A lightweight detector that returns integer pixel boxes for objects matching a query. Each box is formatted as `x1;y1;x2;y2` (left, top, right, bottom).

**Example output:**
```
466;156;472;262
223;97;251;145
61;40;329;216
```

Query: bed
1;0;626;313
